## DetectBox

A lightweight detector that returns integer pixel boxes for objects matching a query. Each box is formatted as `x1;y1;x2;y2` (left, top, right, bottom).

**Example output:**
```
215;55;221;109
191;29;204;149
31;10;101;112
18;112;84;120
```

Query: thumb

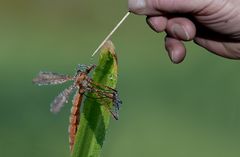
128;0;210;15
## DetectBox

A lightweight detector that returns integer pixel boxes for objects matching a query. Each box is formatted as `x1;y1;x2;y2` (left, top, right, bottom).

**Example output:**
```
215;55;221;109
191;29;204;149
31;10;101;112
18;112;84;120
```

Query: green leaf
71;41;118;157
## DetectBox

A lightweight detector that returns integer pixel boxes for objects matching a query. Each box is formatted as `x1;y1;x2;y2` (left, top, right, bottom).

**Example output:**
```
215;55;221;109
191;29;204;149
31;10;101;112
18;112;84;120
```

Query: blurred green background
0;0;240;157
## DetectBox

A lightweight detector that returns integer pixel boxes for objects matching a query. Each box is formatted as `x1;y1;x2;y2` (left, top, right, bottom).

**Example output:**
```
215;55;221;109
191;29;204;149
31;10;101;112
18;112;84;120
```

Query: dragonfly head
76;64;96;74
76;64;89;73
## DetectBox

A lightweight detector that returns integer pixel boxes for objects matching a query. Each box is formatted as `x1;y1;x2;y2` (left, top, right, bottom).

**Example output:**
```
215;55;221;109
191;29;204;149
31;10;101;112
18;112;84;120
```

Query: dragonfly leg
87;78;117;92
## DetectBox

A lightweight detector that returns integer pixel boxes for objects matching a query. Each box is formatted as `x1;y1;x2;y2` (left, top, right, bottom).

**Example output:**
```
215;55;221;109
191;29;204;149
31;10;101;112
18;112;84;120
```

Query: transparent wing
86;85;122;120
33;71;73;86
112;91;122;119
50;85;77;113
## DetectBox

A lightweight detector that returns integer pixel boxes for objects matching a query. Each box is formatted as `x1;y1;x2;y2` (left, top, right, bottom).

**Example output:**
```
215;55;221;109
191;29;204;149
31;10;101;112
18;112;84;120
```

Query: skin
128;0;240;63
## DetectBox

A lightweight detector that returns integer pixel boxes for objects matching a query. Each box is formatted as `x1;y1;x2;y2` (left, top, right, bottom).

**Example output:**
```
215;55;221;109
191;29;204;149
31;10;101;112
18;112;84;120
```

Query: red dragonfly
32;64;122;151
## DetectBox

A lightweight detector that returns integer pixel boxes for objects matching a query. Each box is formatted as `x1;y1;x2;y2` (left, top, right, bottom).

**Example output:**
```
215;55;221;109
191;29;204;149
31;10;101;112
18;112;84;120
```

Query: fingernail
168;48;178;64
147;18;158;33
128;0;146;13
172;24;190;40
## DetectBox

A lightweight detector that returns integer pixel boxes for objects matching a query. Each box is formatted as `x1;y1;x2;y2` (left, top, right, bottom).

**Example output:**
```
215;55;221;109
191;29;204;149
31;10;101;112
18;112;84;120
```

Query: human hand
128;0;240;63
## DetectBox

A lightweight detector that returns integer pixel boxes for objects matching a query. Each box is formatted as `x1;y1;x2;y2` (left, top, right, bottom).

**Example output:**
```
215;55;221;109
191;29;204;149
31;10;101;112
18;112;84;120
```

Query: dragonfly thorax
75;73;88;86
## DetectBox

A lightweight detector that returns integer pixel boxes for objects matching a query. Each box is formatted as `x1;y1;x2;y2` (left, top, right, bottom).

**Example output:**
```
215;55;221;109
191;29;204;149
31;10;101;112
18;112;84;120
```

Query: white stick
91;12;130;57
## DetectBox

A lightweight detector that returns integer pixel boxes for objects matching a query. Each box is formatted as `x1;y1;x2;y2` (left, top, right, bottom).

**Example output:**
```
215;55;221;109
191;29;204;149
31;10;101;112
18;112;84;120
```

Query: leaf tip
100;40;118;64
101;40;115;53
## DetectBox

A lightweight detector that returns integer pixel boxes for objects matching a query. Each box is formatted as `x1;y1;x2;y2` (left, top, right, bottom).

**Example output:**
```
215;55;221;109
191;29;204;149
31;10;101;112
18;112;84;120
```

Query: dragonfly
32;64;122;151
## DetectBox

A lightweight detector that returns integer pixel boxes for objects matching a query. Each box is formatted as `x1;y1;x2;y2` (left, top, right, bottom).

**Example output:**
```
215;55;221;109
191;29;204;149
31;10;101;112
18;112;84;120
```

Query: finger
128;0;209;15
146;16;168;32
194;37;240;59
166;17;196;41
165;36;186;63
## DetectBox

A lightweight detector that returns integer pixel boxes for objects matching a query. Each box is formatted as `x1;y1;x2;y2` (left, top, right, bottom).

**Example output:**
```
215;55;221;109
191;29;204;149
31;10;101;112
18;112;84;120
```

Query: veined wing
33;71;73;85
86;85;122;120
50;85;77;113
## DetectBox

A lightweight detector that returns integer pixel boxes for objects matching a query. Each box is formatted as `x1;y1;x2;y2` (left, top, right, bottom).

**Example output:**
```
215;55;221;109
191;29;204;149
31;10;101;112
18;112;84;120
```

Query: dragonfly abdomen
69;91;83;152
